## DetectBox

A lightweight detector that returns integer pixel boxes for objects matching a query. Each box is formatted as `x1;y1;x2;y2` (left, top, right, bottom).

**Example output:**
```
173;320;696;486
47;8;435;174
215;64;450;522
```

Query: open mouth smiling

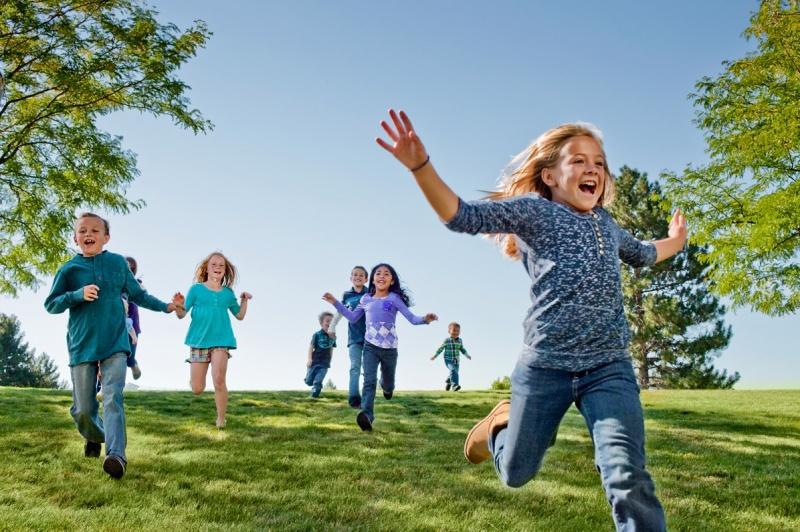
578;181;597;195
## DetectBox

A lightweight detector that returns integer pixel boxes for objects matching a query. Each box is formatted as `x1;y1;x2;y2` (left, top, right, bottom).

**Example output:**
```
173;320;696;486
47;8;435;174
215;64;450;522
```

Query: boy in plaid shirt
431;322;471;391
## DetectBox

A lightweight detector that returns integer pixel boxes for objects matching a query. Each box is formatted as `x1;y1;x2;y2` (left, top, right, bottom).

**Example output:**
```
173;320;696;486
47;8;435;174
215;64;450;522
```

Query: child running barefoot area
175;252;252;429
377;109;687;530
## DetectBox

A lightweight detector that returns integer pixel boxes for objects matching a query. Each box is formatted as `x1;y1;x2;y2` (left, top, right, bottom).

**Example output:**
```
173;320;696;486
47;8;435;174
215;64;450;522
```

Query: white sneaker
131;364;141;380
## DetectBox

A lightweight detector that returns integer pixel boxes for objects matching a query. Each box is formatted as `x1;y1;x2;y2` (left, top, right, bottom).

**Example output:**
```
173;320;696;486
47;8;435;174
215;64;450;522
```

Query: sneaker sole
356;411;372;432
464;400;510;464
103;456;125;479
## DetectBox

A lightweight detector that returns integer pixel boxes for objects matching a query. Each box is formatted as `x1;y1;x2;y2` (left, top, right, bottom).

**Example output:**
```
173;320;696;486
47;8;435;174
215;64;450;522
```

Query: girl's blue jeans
348;342;364;403
71;352;128;461
489;359;665;532
361;343;398;422
445;362;460;386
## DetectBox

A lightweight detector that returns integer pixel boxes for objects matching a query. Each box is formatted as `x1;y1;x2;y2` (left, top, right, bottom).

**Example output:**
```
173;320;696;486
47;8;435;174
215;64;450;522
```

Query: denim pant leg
99;353;128;461
489;360;572;488
304;366;315;387
576;361;666;532
378;348;398;395
127;338;138;368
361;344;380;422
312;366;328;396
446;362;459;386
348;342;364;401
70;362;105;444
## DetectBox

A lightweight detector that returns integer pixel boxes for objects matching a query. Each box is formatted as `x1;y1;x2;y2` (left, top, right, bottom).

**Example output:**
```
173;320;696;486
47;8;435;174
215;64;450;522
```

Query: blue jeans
71;352;128;461
446;361;460;386
489;359;665;532
127;336;138;368
304;365;329;397
360;343;398;422
348;342;364;403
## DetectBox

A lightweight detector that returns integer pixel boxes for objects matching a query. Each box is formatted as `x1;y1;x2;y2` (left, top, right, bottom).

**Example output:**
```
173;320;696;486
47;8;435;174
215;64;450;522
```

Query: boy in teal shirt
45;213;178;479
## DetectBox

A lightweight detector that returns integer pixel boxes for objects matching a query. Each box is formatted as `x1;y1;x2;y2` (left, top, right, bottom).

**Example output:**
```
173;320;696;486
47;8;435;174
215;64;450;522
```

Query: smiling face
205;255;227;283
448;323;460;338
73;216;110;257
371;266;394;295
351;267;367;290
541;135;606;213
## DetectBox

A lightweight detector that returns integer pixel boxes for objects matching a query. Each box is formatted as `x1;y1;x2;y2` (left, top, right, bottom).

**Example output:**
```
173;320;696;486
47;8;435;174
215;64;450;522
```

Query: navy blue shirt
446;194;657;372
341;287;367;346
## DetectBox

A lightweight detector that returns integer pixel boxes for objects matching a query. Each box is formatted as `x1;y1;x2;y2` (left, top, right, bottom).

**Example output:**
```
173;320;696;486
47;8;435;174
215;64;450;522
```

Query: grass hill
0;388;798;530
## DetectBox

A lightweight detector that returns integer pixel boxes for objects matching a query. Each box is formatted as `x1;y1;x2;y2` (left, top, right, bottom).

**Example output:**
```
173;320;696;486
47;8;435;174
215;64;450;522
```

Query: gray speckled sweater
446;194;657;372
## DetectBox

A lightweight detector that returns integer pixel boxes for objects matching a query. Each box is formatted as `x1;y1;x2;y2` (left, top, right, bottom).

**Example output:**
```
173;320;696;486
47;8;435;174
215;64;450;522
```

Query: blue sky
2;0;796;390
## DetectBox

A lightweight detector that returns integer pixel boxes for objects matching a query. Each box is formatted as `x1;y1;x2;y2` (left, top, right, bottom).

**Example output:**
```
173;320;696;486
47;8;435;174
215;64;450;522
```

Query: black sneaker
348;396;362;409
103;455;126;479
453;384;462;392
383;390;393;400
445;378;452;391
356;411;372;432
84;440;101;458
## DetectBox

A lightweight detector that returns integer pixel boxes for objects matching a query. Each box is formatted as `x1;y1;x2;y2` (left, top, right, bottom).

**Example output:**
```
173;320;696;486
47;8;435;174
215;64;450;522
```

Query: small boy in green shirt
44;212;179;479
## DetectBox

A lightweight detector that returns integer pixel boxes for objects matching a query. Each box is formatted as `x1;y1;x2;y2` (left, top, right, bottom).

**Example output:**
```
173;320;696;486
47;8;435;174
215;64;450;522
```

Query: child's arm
173;292;187;318
124;266;174;313
306;345;313;368
376;109;540;235
235;292;252;320
460;343;471;359
322;293;364;323
653;210;688;263
44;268;99;314
393;295;438;325
431;341;446;360
327;312;342;339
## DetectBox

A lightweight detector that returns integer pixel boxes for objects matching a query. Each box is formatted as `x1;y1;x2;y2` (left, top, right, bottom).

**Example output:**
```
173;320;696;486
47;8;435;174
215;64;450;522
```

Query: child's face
372;266;393;293
542;135;606;213
73;217;110;257
449;324;460;338
351;268;367;289
321;314;333;330
206;255;226;282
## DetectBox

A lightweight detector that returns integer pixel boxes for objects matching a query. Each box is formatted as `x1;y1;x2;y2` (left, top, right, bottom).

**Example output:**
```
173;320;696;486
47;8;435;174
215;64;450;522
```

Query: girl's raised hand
376;109;429;171
423;313;438;324
172;292;185;307
322;292;338;305
668;209;688;245
240;292;253;301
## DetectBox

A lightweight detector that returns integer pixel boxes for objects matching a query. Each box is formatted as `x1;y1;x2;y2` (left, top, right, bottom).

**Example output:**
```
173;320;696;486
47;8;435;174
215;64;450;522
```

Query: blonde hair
75;212;110;235
194;252;237;287
486;123;616;259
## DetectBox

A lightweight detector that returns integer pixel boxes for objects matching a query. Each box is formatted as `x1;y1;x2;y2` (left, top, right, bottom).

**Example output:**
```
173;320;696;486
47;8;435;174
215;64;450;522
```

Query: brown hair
194;252;237;287
318;311;334;324
486;123;615;259
75;212;110;235
448;322;461;329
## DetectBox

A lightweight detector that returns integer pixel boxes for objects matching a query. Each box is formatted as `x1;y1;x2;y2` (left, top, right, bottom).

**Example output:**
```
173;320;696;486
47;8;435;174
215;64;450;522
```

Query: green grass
1;388;798;531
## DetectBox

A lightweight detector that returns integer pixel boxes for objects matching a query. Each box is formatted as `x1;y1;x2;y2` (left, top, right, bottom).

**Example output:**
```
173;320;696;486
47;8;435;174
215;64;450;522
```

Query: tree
610;167;739;389
323;378;337;390
490;376;511;390
663;1;800;316
0;1;211;296
0;313;62;388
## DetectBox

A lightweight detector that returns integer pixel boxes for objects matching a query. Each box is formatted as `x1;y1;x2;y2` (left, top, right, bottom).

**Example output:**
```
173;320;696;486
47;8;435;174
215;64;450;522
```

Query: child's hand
322;292;338;305
430;355;436;360
668;209;688;245
165;303;178;313
423;313;438;324
82;284;100;301
240;291;253;301
172;292;185;307
327;330;336;339
306;360;312;368
376;109;430;172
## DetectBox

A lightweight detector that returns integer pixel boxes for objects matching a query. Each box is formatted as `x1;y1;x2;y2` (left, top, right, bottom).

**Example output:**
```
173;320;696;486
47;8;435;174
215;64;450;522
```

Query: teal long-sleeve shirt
44;250;169;366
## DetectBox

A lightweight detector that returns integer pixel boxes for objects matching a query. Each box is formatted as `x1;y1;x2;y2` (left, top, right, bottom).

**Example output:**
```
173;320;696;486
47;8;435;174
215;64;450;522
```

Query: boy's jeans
360;343;398;422
445;361;460;386
489;359;665;532
71;352;128;461
126;336;138;368
348;342;364;404
304;365;329;397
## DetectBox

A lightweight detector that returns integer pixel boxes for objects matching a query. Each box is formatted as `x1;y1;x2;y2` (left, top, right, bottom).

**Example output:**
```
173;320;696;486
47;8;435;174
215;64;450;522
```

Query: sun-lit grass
0;387;798;530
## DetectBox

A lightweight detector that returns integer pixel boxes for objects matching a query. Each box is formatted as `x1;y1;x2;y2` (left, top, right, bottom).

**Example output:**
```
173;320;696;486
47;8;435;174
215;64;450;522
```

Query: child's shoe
464;400;511;464
453;384;462;392
445;378;451;391
103;455;126;479
84;440;101;458
356;411;373;432
383;390;393;400
348;396;361;409
131;364;141;380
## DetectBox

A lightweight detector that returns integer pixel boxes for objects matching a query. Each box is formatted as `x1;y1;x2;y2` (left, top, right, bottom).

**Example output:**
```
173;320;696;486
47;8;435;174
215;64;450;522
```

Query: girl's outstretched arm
235;292;252;320
653;209;688;263
323;292;364;323
376;109;459;222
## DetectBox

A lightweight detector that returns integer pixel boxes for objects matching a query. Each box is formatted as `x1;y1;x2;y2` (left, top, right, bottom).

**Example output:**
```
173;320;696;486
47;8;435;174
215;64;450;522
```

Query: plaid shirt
433;337;470;365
